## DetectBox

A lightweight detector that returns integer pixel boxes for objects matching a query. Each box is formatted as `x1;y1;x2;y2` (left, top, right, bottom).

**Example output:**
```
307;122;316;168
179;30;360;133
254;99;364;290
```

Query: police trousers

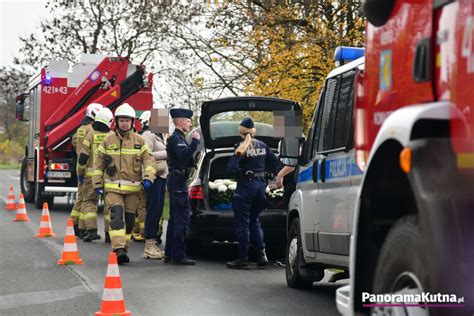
232;179;266;259
105;191;138;251
165;173;190;260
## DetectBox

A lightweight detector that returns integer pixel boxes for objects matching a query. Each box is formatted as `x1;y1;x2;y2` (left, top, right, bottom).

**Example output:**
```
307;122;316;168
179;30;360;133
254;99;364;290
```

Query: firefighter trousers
103;197;110;233
80;177;99;230
133;189;146;236
70;182;84;228
105;191;138;251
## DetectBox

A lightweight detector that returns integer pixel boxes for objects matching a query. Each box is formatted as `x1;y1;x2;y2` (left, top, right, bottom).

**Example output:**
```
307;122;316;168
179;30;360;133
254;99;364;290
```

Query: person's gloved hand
94;188;104;195
142;179;152;190
77;176;84;184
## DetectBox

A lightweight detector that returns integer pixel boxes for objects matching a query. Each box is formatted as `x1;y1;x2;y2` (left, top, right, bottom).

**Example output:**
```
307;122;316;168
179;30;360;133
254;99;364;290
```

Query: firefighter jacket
77;130;113;178
72;123;93;156
142;130;168;179
93;130;156;194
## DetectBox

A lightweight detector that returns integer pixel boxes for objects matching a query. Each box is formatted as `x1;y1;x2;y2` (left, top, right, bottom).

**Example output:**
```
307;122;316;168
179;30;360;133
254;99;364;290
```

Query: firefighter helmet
95;108;114;128
115;103;136;119
139;110;151;128
86;103;104;119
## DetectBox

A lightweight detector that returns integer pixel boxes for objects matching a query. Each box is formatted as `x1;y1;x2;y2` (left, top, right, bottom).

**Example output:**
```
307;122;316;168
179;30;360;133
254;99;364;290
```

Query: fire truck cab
16;54;153;209
332;1;474;316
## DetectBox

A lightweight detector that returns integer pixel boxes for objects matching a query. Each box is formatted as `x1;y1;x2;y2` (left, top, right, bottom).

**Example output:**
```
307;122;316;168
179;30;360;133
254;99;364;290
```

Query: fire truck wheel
372;215;430;315
20;158;35;202
34;181;54;210
286;217;314;289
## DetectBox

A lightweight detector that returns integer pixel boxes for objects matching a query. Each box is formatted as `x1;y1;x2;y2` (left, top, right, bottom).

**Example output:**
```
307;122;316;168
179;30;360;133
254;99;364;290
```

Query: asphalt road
0;169;344;316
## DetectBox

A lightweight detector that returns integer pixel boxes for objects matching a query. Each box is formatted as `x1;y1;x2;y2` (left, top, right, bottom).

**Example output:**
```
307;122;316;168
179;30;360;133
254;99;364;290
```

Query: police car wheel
286;218;313;289
371;215;430;316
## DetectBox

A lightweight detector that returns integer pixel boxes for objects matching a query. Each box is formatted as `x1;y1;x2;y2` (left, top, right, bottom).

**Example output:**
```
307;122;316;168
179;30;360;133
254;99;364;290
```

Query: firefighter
70;102;103;238
92;103;157;264
139;110;168;260
165;108;200;265
77;107;114;242
226;117;280;269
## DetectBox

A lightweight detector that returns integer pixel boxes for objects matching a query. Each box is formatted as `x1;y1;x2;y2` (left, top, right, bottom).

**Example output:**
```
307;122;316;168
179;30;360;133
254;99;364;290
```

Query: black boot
172;257;196;265
257;249;269;267
83;229;101;242
73;224;80;237
104;232;111;243
78;229;86;240
226;258;249;270
114;248;130;265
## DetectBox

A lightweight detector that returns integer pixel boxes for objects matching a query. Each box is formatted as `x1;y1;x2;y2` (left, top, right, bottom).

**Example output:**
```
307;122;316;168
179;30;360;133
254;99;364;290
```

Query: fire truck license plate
48;171;71;178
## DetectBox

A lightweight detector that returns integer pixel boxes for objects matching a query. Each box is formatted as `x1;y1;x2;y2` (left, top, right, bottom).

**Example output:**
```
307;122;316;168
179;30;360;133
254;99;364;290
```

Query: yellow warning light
400;147;412;174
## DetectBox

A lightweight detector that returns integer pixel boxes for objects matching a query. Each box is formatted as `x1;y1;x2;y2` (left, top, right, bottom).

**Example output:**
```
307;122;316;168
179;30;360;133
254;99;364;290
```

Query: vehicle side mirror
15;94;29;122
279;137;302;167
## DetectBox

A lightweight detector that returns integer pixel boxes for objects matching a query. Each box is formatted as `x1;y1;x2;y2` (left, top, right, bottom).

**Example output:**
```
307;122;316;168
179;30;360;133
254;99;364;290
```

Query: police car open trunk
198;96;301;211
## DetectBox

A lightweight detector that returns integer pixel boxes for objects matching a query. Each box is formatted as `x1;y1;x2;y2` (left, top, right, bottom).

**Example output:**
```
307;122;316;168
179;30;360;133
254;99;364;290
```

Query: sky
0;0;49;67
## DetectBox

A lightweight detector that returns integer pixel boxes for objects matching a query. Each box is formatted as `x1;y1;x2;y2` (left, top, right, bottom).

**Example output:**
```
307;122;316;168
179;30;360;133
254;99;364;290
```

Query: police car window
209;111;275;139
333;69;356;149
305;95;322;162
316;77;339;153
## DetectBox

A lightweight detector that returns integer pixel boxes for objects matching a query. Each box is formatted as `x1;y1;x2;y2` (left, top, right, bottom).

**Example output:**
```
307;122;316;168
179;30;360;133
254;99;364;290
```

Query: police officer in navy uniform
226;117;280;269
165;108;200;265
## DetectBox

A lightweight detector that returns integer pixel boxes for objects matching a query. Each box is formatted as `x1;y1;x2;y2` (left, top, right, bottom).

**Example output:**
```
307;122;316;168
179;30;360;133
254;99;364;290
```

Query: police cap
240;117;254;129
170;108;193;119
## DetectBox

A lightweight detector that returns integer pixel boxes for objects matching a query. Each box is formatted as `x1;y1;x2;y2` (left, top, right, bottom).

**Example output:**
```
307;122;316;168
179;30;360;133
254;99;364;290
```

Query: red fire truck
16;54;153;209
332;1;474;315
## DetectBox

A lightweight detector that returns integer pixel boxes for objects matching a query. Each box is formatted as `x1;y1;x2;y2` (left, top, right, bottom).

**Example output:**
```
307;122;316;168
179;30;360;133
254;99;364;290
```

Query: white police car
281;47;364;287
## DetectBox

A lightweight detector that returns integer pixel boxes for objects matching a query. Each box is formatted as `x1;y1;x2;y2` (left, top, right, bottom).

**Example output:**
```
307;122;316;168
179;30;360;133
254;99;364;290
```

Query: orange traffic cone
36;202;56;238
96;252;131;316
13;193;30;222
58;218;83;265
5;186;17;211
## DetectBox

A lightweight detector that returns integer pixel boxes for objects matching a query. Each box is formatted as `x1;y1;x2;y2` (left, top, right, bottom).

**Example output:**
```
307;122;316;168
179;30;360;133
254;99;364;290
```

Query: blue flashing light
43;73;52;85
334;46;365;62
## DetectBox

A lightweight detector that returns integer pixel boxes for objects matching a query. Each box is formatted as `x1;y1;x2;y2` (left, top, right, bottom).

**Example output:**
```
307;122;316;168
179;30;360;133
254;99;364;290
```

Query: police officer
93;103;158;264
77;107;114;242
226;117;280;269
70;103;103;238
165;108;200;265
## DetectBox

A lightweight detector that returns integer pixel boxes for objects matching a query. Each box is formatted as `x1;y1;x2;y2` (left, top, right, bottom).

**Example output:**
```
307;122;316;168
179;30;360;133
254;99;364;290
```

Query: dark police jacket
166;129;199;178
227;138;280;180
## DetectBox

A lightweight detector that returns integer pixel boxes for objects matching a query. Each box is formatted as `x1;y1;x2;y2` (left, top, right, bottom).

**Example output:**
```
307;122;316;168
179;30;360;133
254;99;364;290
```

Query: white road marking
0;285;89;310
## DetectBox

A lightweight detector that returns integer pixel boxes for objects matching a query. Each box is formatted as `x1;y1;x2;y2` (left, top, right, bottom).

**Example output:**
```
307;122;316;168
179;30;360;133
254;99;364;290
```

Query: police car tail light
50;163;69;170
189;185;204;200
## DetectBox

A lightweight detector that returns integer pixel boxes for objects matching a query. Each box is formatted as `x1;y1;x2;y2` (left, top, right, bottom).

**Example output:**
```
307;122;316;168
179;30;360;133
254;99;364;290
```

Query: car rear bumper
190;208;287;244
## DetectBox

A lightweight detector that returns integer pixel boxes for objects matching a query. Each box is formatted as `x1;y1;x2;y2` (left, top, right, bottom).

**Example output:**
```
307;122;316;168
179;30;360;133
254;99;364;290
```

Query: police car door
296;97;323;259
315;69;356;257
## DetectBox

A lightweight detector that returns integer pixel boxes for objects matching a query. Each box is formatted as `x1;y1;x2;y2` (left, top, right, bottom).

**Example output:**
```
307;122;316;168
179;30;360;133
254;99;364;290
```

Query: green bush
0;139;23;164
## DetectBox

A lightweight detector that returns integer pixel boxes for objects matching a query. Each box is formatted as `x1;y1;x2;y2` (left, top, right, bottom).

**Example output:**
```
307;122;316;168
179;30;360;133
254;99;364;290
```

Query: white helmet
86;103;104;119
139;110;151;128
94;108;114;127
114;103;136;119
